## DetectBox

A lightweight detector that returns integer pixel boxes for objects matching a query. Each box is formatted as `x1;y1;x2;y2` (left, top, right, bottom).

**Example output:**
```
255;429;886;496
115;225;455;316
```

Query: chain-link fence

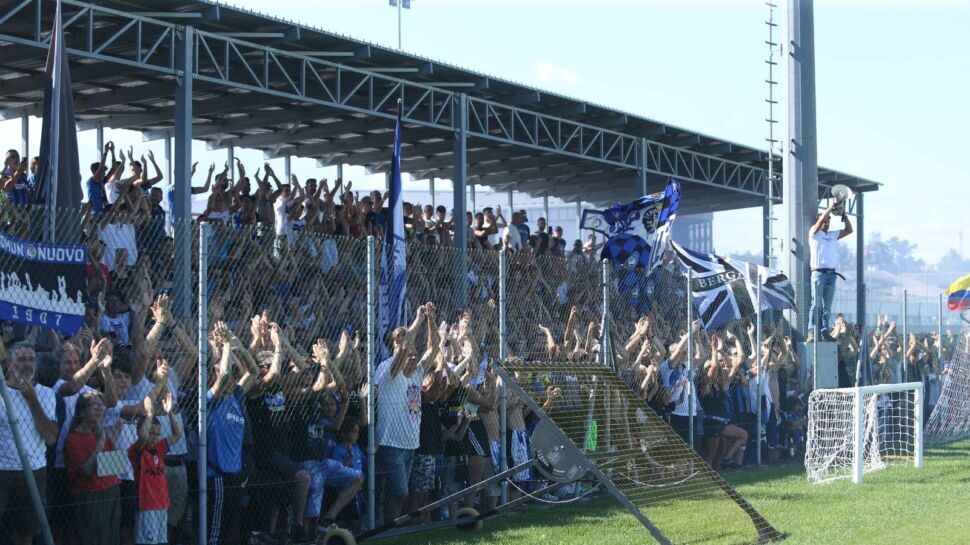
0;201;959;544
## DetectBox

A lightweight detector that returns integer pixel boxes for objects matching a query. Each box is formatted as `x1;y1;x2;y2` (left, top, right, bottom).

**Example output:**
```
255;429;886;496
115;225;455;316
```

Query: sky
2;0;968;264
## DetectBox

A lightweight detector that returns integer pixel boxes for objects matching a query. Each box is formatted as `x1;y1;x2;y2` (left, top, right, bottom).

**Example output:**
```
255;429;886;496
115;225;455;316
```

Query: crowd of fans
0;144;959;545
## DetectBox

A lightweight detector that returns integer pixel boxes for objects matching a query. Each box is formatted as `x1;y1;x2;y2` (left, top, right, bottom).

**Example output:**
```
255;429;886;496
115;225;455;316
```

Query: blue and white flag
379;112;407;353
0;231;87;335
673;241;795;330
581;179;680;272
33;0;82;213
643;179;680;274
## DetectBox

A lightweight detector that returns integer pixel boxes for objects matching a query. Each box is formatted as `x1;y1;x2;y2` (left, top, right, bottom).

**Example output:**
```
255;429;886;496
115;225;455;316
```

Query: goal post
807;382;924;485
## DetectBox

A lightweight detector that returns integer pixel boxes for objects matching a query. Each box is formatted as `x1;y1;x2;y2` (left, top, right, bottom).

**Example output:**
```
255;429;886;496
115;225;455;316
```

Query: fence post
687;267;695;450
756;274;763;466
197;222;209;545
902;289;908;383
938;292;944;362
601;259;611;451
813;278;819;391
366;236;377;530
498;248;509;505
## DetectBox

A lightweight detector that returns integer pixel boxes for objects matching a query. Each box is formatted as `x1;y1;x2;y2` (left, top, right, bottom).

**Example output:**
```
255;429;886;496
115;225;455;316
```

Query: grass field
373;440;970;545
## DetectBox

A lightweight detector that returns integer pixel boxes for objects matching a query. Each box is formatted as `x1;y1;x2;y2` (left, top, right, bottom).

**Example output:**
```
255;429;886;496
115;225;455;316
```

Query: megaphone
829;183;852;216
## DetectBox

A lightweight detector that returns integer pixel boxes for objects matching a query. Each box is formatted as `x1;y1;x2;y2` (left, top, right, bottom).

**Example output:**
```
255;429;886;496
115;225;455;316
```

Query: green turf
370;440;970;545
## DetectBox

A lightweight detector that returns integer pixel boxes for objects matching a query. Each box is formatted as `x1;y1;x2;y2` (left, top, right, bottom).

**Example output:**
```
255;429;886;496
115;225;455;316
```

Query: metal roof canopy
0;0;879;214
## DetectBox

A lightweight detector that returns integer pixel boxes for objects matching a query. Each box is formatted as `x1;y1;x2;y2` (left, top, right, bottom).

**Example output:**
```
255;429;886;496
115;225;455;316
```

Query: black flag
32;0;82;218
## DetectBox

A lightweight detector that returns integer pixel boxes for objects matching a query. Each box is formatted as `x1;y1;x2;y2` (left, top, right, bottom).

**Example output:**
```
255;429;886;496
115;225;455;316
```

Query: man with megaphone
808;199;853;342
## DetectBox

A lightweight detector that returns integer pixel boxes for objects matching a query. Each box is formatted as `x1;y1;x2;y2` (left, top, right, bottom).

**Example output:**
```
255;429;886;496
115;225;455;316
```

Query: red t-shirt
86;263;113;289
64;431;121;496
128;440;170;511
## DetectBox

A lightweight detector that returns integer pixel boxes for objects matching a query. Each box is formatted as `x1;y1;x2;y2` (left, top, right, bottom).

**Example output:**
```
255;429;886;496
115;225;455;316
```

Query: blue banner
379;112;408;355
0;231;86;335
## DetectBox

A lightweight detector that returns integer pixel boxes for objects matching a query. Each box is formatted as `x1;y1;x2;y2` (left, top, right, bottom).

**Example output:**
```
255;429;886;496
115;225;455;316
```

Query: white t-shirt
274;196;292;237
100;223;139;271
809;230;840;270
0;384;55;470
100;312;131;347
105;179;121;205
670;374;698;417
52;381;95;468
375;358;423;450
502;225;522;251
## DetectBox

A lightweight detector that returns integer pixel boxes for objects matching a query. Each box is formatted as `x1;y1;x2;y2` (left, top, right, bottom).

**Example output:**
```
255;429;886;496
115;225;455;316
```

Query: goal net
806;382;924;484
926;329;970;445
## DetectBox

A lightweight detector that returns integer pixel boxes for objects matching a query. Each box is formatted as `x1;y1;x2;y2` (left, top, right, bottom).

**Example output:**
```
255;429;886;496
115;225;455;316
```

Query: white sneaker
541;492;560;501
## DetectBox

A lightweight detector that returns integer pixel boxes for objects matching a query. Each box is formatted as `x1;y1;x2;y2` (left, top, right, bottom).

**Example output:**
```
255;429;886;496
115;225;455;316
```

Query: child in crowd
128;393;183;545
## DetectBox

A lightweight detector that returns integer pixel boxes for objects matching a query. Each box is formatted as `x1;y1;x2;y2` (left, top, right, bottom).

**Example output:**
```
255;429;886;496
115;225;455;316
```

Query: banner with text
0;231;87;334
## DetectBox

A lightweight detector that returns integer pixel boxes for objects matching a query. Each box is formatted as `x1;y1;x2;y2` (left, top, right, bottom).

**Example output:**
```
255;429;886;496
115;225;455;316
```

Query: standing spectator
49;339;117;543
64;391;124;545
100;290;133;348
550;226;567;257
100;210;139;273
87;143;112;215
206;323;258;545
374;304;437;524
128;392;183;545
514;209;531;243
807;201;853;341
1;150;32;207
0;342;57;545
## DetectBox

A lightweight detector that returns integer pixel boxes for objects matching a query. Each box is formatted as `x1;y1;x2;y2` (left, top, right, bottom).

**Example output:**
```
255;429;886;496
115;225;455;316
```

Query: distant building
672;212;713;254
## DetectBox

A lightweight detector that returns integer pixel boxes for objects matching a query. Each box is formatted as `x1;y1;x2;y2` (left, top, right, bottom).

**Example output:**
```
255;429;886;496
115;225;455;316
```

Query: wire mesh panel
0;202;201;545
507;253;602;363
200;220;372;543
499;359;780;545
926;327;970;445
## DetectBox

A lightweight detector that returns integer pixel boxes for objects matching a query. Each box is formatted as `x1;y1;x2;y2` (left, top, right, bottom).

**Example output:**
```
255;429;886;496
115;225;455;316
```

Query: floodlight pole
785;0;819;340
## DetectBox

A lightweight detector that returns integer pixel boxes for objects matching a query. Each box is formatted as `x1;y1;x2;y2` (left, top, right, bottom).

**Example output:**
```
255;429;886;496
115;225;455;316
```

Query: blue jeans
809;271;837;336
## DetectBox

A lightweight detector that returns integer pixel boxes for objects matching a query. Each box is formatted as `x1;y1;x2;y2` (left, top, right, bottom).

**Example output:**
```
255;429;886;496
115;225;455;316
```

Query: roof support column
507;189;513;214
575;201;582;242
543;195;550;229
284;155;291;182
95;126;103;154
227;145;234;177
20;116;28;159
470;182;476;214
453;94;468;307
173;25;194;320
336;163;344;181
638;137;648;195
785;0;818;339
429;177;436;209
165;137;172;189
